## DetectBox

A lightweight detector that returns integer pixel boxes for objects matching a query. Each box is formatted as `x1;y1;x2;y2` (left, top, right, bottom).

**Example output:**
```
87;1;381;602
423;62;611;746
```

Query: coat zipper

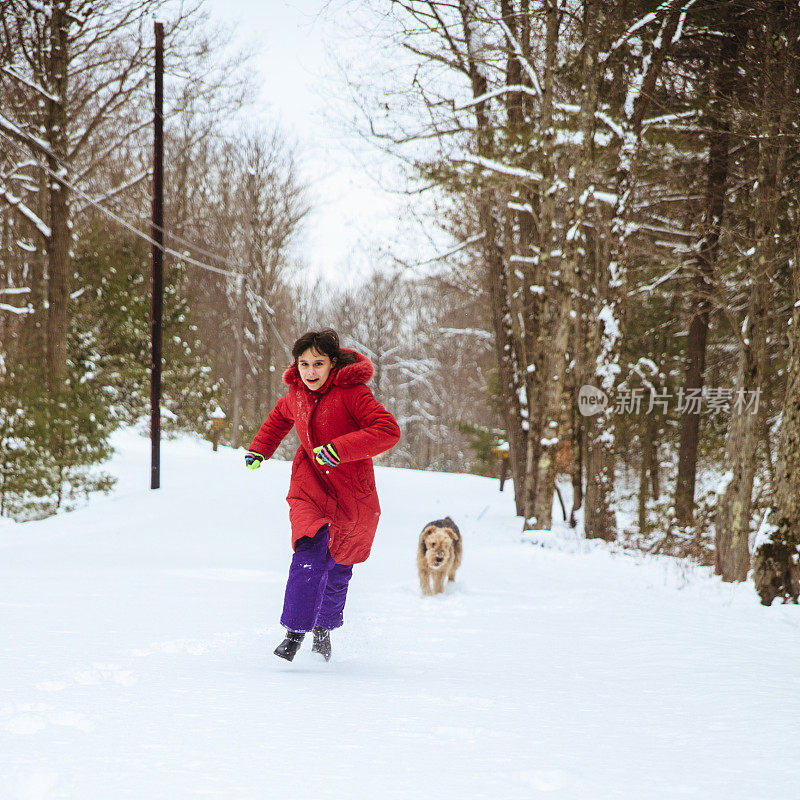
306;388;338;551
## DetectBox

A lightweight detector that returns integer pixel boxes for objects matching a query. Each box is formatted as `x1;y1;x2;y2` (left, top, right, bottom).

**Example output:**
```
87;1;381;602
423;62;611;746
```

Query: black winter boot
311;625;331;662
274;630;305;661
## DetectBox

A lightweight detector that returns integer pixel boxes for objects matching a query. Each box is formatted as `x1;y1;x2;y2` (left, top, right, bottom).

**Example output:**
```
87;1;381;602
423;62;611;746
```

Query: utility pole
230;168;255;449
150;21;164;489
230;271;247;448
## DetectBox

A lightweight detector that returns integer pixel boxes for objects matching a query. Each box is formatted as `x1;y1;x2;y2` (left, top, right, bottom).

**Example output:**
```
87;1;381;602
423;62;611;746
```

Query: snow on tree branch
496;18;542;96
1;64;60;103
0;302;33;315
456;154;543;182
0;186;51;238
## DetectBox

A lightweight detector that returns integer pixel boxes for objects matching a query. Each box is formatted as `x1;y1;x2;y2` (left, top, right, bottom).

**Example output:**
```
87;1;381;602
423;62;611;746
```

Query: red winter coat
249;349;401;564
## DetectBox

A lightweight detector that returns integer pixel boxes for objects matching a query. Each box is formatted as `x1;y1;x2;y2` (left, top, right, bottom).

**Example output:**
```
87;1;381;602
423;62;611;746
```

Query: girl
245;329;401;662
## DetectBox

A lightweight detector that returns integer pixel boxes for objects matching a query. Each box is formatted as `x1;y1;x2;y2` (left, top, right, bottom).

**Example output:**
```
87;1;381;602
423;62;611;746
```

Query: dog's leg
447;557;457;582
431;569;447;595
419;570;432;596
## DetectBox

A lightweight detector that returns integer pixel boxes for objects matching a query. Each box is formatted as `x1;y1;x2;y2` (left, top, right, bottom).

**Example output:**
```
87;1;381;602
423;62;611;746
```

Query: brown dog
417;517;462;596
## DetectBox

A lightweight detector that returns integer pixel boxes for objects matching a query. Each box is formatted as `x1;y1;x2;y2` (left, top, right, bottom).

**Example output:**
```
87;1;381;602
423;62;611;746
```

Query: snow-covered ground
1;430;798;800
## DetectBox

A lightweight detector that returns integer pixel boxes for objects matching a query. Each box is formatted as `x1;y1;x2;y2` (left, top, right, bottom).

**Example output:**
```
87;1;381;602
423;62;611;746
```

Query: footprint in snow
73;663;138;687
2;704;95;736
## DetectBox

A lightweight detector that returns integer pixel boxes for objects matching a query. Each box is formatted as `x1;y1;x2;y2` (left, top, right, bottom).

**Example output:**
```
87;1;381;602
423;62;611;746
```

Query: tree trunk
264;332;274;413
20;165;49;367
484;196;528;516
521;0;559;529
45;2;71;391
675;32;738;525
715;7;792;582
585;5;682;541
527;0;600;531
638;411;659;533
569;390;583;528
753;237;800;604
715;279;768;581
461;0;527;515
498;0;536;517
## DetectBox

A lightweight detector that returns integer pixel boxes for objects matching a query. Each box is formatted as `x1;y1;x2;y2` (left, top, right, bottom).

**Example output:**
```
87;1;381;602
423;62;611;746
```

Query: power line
0;128;296;361
3;109;262;274
0;128;248;280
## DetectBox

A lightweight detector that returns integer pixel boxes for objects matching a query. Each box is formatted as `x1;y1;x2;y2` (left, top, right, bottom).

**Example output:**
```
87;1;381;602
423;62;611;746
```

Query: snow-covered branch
641;109;699;127
496;18;543;96
404;233;486;269
455;84;539;111
456;154;543;182
0;186;51;239
0;302;33;315
438;327;493;341
1;65;60;103
0;112;55;161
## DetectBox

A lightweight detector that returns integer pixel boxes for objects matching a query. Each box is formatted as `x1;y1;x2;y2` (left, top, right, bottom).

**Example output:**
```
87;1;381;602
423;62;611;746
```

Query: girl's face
297;347;336;391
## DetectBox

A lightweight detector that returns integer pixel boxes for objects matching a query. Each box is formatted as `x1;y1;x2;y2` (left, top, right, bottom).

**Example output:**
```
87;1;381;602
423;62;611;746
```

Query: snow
754;508;777;550
455;84;540;111
595;111;625;140
438;327;493;341
0;64;60;103
496;20;543;96
1;429;799;799
642;109;699;127
598;304;621;344
0;187;52;239
592;190;618;205
0;302;32;315
610;12;657;53
459;154;543;183
718;469;734;494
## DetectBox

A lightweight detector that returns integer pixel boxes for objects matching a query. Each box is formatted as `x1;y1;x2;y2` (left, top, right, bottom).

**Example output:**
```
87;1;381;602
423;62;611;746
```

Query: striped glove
313;444;340;468
245;451;264;470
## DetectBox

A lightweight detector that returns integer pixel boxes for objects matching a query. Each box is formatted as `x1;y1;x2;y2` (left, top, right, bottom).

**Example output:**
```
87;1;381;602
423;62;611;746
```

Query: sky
199;0;411;284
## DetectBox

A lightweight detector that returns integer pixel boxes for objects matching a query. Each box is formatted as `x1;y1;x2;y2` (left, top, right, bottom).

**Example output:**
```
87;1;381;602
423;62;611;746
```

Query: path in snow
1;430;798;800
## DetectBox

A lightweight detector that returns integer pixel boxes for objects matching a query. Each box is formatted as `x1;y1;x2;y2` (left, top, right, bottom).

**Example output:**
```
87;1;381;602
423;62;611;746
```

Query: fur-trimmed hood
282;348;374;389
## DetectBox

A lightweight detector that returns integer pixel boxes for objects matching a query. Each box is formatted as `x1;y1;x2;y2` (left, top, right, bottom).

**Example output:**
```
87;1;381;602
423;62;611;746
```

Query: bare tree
715;4;799;581
0;0;241;388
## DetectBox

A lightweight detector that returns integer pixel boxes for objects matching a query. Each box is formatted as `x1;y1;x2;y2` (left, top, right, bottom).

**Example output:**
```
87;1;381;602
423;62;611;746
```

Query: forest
1;0;799;605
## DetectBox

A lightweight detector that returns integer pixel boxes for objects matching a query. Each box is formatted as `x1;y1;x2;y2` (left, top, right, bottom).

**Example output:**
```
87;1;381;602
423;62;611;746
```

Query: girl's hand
245;451;264;470
313;444;340;468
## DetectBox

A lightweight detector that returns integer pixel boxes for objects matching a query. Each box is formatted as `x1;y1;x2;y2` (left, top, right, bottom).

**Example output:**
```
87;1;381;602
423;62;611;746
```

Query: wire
1;114;279;276
0;128;248;280
103;194;253;272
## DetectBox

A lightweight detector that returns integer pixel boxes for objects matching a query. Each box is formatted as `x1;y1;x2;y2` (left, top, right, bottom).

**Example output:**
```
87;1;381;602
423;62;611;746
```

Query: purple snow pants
280;525;354;633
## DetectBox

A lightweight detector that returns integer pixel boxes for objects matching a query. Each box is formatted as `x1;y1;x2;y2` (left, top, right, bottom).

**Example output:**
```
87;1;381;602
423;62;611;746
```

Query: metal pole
230;168;255;449
230;273;246;448
150;21;164;489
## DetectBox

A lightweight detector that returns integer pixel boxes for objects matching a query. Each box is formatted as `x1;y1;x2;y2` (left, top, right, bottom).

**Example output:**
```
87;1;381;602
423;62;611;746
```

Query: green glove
245;451;264;470
313;443;340;468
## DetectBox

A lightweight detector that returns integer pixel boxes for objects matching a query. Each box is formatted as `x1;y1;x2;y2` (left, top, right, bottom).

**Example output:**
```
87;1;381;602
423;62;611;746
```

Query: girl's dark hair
291;329;357;367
